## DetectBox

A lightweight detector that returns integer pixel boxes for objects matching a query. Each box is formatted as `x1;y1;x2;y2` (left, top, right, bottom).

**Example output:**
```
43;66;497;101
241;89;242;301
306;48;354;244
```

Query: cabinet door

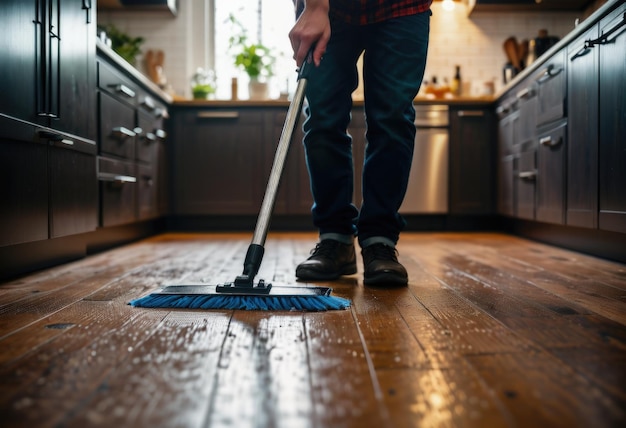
0;1;44;126
534;50;566;127
516;145;536;220
497;110;516;217
598;4;626;233
268;109;310;215
567;24;599;229
449;107;495;214
54;0;95;139
173;109;266;215
49;141;98;238
0;135;48;247
536;122;567;225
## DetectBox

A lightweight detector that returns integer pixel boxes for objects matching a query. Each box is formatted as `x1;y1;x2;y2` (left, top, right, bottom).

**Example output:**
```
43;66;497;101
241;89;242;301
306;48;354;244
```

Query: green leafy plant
100;24;144;66
192;84;216;100
228;15;275;79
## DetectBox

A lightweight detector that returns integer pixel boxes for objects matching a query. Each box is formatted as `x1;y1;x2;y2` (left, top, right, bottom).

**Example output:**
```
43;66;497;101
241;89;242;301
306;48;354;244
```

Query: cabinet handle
539;136;563;147
141;96;156;111
586;12;626;47
111;84;136;99
111;127;136;140
457;110;484;117
535;65;563;84
145;132;157;142
516;87;534;100
37;130;75;146
196;111;239;119
496;105;510;116
98;173;137;185
155;129;167;140
518;171;537;180
571;42;594;61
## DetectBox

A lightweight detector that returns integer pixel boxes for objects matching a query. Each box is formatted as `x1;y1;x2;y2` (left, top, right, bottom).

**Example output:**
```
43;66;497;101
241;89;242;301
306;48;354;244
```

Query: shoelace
310;240;342;258
363;244;398;264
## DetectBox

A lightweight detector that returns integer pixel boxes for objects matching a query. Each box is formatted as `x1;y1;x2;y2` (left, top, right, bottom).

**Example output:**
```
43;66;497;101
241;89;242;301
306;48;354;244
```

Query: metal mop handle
239;56;313;281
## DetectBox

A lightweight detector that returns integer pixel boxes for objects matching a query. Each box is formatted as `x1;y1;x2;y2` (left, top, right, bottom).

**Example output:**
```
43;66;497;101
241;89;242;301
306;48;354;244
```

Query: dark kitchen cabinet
598;4;626;233
0;0;97;249
96;52;170;226
536;121;567;224
449;106;496;214
496;101;517;217
268;110;311;215
172;108;266;215
0;130;48;247
0;0;95;139
49;139;98;238
567;24;599;229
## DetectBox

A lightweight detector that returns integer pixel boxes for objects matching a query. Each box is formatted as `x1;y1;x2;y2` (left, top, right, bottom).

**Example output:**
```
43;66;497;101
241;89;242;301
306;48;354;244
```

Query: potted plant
228;15;275;99
99;24;144;66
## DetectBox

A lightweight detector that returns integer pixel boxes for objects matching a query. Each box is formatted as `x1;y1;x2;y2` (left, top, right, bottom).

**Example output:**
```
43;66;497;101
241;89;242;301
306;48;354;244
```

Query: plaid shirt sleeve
330;0;433;25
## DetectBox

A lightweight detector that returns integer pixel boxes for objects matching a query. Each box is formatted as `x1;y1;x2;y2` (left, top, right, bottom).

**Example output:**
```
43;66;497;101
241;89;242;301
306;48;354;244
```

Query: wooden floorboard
0;231;624;427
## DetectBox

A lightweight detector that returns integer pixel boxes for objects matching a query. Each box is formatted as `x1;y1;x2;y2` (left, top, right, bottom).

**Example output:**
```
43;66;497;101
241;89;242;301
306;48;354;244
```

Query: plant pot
248;79;269;100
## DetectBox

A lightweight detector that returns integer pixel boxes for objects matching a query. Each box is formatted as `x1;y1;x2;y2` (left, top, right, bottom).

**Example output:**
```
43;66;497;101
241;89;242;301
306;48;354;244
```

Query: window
214;0;297;99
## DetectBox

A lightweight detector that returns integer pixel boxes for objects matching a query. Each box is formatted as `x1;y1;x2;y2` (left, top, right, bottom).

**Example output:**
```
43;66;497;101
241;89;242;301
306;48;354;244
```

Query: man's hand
288;0;330;67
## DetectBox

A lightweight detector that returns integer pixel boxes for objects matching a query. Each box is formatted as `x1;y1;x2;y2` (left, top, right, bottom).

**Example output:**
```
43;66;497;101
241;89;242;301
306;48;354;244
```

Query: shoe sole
296;263;357;281
363;271;408;287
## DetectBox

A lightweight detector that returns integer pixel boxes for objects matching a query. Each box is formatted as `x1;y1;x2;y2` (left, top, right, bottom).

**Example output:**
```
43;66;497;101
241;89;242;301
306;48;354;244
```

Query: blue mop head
129;283;351;311
129;293;350;311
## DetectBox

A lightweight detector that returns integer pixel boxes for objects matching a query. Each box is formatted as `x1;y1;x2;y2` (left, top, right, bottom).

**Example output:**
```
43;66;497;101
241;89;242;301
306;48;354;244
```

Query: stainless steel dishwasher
399;104;449;213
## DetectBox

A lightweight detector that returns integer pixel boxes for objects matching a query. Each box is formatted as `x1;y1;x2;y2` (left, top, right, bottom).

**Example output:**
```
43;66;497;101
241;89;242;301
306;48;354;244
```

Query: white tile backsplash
98;2;583;99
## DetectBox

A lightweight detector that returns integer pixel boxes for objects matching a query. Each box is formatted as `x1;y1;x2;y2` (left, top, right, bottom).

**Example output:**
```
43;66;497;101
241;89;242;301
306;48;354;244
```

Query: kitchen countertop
494;0;621;100
172;96;496;108
96;39;173;104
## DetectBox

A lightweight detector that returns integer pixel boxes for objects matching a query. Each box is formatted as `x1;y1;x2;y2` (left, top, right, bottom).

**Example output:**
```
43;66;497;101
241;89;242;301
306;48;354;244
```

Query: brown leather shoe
296;239;357;280
362;243;408;286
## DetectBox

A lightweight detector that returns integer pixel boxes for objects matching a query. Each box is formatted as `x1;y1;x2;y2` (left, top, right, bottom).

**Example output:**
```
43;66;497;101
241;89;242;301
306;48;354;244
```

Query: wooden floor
0;232;625;428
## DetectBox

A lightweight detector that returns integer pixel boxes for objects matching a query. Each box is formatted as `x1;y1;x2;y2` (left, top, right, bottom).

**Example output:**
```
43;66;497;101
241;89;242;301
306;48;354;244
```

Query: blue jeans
302;11;430;247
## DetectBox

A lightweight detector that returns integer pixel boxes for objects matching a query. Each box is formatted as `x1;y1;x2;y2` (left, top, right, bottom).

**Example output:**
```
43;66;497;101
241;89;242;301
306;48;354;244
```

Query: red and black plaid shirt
295;0;433;25
331;0;433;25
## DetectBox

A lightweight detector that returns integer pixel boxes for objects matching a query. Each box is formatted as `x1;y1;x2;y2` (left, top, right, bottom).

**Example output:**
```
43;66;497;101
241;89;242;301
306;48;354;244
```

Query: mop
130;54;351;311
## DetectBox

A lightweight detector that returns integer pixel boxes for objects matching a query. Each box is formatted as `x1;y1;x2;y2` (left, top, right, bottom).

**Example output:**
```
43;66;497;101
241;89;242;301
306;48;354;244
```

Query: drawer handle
98;173;137;185
111;84;136;99
156;108;169;119
539;136;563;147
38;130;75;146
111;126;136;140
457;110;484;117
141;96;156;111
516;87;534;100
535;65;563;84
196;111;239;119
155;129;167;140
518;171;537;180
145;132;157;142
496;105;509;116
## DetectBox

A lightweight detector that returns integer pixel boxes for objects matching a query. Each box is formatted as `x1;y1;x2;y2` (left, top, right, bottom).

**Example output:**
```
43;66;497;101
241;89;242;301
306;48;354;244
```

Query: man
289;0;432;286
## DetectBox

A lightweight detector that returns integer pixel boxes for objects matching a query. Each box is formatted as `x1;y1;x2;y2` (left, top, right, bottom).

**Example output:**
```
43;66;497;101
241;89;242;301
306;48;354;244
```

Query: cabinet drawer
98;60;137;105
99;91;136;159
536;121;567;225
516;147;536;220
534;50;566;126
98;156;137;227
137;163;158;220
136;112;158;163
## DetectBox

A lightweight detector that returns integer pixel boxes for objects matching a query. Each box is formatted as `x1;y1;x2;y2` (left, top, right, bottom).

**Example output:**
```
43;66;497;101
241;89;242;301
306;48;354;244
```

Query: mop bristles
129;293;351;311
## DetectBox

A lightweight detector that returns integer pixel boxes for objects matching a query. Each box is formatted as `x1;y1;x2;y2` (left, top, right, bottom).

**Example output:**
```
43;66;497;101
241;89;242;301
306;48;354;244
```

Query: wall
98;1;589;99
